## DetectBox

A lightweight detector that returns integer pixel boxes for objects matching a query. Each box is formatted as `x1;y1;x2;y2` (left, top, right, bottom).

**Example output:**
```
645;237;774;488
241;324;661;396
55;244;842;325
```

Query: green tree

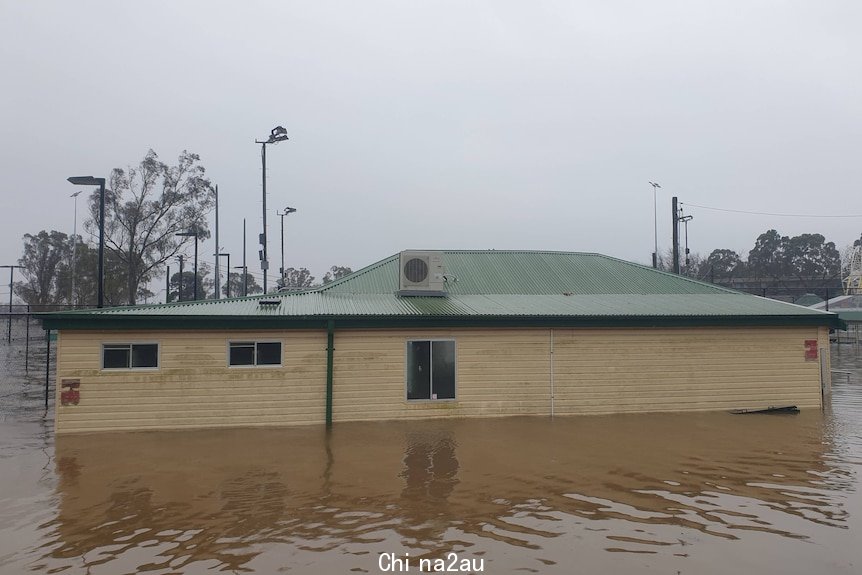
748;229;787;280
168;263;212;302
223;271;263;297
322;265;353;284
14;230;72;308
53;239;125;308
279;267;315;290
703;249;744;281
783;233;841;286
86;149;214;305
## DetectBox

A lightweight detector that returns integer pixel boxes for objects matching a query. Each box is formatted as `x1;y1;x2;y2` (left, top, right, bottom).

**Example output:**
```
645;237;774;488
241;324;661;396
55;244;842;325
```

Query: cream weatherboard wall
55;326;827;433
55;330;329;433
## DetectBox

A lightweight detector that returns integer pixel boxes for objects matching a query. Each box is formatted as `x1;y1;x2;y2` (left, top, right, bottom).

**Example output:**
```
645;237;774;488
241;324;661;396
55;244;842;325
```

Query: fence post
25;304;30;373
45;329;50;409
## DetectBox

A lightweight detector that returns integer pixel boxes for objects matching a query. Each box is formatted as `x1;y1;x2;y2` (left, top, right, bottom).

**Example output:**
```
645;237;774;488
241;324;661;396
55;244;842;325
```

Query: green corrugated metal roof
835;310;862;323
794;293;824;307
40;250;841;329
320;251;733;295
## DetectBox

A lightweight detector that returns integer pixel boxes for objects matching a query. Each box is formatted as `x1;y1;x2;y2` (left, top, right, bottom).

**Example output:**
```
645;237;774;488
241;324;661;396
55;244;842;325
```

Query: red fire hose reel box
804;340;818;361
60;379;80;406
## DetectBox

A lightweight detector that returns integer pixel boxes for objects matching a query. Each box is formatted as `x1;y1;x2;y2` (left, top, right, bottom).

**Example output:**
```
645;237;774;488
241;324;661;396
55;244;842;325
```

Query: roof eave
39;313;842;331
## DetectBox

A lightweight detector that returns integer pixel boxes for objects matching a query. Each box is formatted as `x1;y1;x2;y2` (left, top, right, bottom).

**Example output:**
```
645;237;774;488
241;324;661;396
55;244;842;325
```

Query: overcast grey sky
2;1;861;298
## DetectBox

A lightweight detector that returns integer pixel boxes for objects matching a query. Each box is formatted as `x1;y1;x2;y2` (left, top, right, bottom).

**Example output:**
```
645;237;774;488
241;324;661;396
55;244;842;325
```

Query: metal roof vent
397;251;446;297
258;299;281;307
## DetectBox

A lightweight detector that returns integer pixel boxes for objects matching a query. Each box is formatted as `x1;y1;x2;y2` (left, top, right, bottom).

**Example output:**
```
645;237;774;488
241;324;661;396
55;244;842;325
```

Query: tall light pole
649;181;661;268
255;125;289;293
69;190;82;307
176;231;198;300
213;184;220;299
1;265;23;344
234;266;248;297
217;253;230;297
277;206;297;288
242;218;248;296
176;255;185;302
68;176;106;308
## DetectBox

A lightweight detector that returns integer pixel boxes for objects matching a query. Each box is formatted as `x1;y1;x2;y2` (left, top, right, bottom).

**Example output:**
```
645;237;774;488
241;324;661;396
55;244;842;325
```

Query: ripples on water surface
0;345;861;574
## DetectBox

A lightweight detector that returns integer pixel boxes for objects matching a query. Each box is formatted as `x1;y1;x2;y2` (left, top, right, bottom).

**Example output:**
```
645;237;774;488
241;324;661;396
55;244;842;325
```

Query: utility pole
165;265;170;303
679;213;693;274
649;182;661;268
1;265;23;344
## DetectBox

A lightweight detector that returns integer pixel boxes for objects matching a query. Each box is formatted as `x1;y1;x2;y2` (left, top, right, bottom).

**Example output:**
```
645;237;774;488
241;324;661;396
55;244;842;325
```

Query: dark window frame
405;338;456;401
227;340;283;367
101;342;160;370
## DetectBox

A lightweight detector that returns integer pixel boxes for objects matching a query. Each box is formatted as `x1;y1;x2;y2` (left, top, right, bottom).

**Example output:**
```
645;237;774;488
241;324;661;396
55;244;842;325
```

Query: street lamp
649;181;661;268
68;176;106;308
255;125;289;293
277;206;297;288
175;231;198;300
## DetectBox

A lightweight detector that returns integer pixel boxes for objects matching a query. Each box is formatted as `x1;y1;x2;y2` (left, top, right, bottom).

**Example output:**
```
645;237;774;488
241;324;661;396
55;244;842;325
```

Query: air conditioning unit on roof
398;251;446;297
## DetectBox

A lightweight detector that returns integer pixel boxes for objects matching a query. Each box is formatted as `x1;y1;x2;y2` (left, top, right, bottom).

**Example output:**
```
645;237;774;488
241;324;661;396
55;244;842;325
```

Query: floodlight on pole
255;125;289;293
68;176;106;308
277;206;297;288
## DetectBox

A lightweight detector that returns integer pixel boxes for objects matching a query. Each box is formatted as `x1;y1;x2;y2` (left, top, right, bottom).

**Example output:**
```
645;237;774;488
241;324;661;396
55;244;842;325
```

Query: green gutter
326;319;335;427
39;313;844;331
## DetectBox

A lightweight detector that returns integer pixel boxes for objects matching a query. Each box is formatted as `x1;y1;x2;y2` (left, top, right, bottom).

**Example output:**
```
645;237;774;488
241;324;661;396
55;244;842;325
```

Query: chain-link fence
0;306;60;421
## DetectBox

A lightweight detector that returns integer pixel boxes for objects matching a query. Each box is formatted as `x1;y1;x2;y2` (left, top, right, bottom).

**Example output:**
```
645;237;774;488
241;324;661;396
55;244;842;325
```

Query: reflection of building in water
47;414;849;572
400;431;459;501
397;430;460;553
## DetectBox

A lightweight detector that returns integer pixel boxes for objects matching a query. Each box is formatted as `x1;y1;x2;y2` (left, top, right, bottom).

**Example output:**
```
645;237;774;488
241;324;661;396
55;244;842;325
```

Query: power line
681;202;862;218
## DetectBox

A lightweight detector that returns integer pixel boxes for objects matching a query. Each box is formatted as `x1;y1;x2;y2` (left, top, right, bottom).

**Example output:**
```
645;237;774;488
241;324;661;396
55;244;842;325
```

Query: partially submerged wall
55;326;826;433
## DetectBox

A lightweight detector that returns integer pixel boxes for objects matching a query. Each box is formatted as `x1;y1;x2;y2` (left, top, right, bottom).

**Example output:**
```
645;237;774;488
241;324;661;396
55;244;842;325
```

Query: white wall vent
398;251;446;296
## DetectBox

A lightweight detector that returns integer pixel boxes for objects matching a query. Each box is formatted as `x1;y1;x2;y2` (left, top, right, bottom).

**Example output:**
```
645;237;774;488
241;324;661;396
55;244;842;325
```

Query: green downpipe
326;319;335;426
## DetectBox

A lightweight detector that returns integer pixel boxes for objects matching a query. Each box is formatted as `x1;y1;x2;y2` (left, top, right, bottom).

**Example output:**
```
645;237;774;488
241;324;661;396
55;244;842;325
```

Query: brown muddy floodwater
1;343;861;574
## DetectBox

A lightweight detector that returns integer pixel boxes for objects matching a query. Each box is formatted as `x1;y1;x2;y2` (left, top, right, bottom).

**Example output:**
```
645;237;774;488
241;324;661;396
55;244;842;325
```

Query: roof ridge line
593;253;742;294
317;253;399;293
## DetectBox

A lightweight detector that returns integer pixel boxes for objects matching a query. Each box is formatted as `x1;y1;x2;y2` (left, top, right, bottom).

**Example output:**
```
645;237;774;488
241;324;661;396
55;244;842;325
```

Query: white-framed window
102;343;159;370
228;341;282;367
406;339;456;400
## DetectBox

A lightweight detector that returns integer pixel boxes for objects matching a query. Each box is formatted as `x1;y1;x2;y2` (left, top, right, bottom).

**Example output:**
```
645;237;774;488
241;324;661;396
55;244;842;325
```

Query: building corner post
326;319;335;427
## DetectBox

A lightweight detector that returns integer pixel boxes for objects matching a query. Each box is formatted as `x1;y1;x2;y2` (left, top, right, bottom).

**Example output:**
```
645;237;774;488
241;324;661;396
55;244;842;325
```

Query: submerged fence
0;306;71;416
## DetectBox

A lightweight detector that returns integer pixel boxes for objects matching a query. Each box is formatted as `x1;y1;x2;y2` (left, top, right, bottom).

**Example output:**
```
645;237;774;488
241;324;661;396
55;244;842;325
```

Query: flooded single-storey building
41;250;842;434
